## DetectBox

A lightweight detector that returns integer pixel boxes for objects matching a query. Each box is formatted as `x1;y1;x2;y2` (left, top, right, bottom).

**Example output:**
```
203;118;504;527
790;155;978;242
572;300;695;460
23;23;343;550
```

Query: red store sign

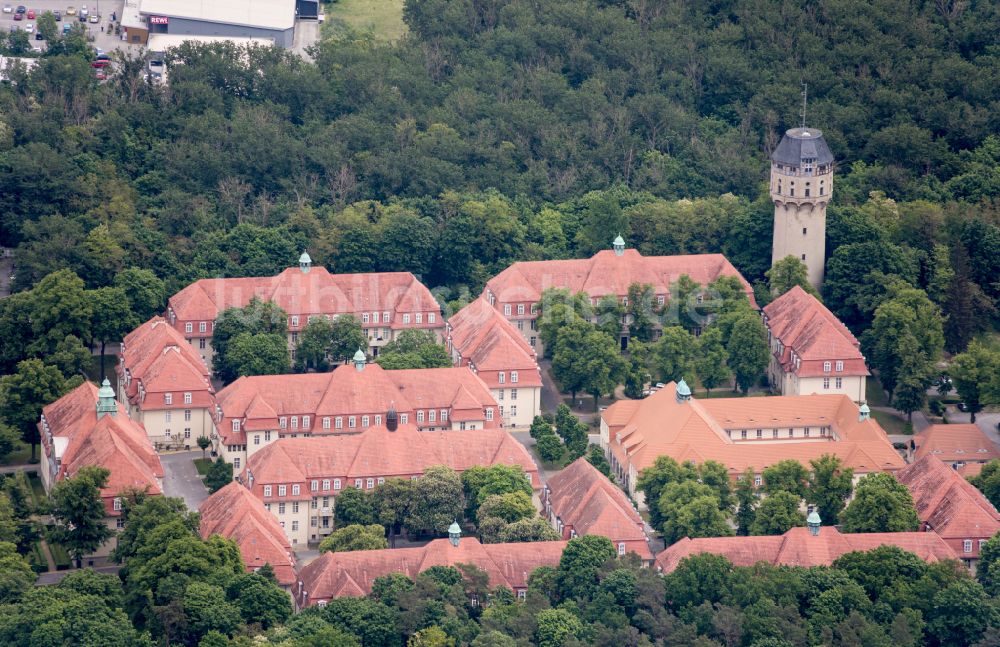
148;15;168;24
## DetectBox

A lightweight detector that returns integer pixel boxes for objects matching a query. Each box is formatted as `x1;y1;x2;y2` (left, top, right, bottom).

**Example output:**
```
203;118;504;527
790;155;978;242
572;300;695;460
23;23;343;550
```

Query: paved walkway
159;450;210;512
36;564;121;586
0;464;38;475
870;406;931;433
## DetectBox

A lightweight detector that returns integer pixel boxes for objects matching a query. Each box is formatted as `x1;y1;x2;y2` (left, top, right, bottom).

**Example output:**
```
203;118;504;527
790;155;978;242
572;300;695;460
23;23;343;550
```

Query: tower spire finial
800;82;808;128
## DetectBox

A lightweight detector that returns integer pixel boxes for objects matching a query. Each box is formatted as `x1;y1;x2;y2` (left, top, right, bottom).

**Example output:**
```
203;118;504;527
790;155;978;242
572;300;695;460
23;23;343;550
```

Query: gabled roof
603;383;904;475
913;424;1000;464
215;364;499;444
199;481;296;586
896;455;1000;541
296;537;567;604
763;287;867;377
40;382;163;505
546;458;650;560
486;250;755;307
244;426;539;488
448;297;542;386
118;317;212;402
655;526;957;573
168;267;441;323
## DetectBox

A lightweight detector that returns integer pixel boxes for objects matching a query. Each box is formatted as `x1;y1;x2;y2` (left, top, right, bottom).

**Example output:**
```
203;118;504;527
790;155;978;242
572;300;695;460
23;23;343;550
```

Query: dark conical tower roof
386;405;398;432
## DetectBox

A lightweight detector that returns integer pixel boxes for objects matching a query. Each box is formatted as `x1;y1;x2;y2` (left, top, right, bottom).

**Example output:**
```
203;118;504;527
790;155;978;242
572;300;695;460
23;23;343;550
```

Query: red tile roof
244;426;540;497
296;537;567;605
896;455;1000;555
485;249;755;307
603;383;904;477
216;363;499;444
199;481;296;587
39;382;163;513
545;458;651;560
655;526;958;573
762;286;868;378
447;297;542;388
167;267;442;333
117;317;214;409
913;424;1000;464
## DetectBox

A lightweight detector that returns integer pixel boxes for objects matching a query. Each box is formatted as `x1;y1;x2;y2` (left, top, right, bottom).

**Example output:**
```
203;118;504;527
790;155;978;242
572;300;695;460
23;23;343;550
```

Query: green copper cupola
353;348;366;371
613;234;626;257
96;378;117;419
299;251;312;274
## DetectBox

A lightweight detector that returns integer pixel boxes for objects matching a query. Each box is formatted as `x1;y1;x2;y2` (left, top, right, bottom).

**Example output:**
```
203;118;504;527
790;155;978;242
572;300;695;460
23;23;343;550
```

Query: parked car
23;22;32;33
957;402;969;412
65;5;75;14
34;29;42;39
62;21;71;33
1;5;11;14
53;9;61;19
78;10;86;21
14;5;25;13
96;53;110;61
8;24;17;32
91;59;109;68
24;8;33;17
87;12;97;22
12;11;21;19
94;70;107;81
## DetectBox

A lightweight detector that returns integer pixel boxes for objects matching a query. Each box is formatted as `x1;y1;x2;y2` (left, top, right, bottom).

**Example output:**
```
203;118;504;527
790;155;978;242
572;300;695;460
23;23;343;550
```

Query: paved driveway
160;450;209;512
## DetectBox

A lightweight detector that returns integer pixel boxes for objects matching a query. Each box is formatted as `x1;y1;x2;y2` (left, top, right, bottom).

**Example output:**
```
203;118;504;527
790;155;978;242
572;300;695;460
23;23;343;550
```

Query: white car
2;5;12;13
24;22;33;33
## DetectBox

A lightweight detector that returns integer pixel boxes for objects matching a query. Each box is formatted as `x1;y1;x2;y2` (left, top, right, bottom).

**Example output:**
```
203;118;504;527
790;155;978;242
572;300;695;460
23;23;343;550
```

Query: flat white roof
121;0;144;30
139;0;295;31
146;33;275;51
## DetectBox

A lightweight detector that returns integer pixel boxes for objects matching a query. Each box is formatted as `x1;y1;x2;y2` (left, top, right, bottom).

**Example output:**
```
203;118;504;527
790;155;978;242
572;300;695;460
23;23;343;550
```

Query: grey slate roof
771;127;834;166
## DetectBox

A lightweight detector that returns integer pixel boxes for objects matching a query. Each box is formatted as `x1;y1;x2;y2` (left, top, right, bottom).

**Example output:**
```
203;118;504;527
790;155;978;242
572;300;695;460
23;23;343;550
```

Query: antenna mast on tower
800;83;808;128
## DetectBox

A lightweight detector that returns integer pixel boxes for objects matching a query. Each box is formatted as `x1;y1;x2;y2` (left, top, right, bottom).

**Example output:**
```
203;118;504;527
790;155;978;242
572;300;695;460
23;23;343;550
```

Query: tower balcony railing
770;165;832;178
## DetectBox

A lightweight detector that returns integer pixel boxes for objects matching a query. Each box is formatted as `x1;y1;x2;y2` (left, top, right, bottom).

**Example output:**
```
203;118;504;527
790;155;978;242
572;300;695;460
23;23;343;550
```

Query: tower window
801;254;806;261
805;188;810;197
802;228;807;235
790;188;795;196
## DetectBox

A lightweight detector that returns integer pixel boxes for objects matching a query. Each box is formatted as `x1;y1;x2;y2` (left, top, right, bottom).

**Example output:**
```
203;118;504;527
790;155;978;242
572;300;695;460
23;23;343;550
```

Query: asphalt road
160;450;210;512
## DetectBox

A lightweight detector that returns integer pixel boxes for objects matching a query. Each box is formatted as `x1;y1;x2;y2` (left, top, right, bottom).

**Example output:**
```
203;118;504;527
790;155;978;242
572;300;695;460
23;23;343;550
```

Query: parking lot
1;0;139;55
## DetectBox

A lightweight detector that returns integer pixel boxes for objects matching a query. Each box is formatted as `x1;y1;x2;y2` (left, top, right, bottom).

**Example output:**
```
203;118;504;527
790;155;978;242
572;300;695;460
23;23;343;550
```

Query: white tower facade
770;127;834;289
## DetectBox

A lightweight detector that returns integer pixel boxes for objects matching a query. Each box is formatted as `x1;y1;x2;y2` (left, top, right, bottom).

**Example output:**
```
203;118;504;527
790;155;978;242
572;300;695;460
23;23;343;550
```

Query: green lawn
865;378;890;407
871;409;910;435
323;0;407;41
28;473;46;507
0;441;33;466
193;458;213;476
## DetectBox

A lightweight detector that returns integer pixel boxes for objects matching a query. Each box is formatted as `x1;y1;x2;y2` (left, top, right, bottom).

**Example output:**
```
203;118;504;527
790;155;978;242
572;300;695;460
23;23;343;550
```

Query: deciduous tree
840;473;919;533
750;491;806;535
807;455;853;526
319;524;389;552
0;359;70;460
50;466;115;568
766;256;818;298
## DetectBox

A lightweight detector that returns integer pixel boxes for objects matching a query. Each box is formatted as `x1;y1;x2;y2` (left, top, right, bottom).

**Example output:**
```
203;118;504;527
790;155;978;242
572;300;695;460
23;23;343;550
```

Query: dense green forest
2;0;1000;307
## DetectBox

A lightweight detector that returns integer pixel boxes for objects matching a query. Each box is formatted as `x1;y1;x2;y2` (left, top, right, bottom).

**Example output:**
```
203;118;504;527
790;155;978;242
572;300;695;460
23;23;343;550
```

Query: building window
362;415;370;428
254;434;260;446
362;313;370;324
517;304;525;315
802;227;807;235
517;590;526;600
772;429;779;438
292;520;299;531
233;457;240;469
417;410;424;423
349;416;356;428
184;429;191;439
378;477;385;485
530;337;537;346
185;322;193;333
402;314;410;324
503;304;512;316
511;405;517;416
429;410;436;422
199;338;207;349
375;415;382;425
754;475;762;487
184;392;192;404
165;411;172;423
823;378;830;390
335;417;343;429
498;372;505;384
804;427;811;437
441;410;447;422
429;313;436;324
164;393;172;405
291;417;298;429
280;417;287;429
311;480;319;492
801;254;806;261
323;417;330;429
184;409;192;421
291;316;299;327
322;479;330;491
415;313;422;324
263;486;272;497
400;414;408;424
113;497;122;511
835;377;842;389
756;429;762;439
334;479;341;490
740;430;747;439
485;408;494;421
823;362;831;373
835;361;844;372
355;479;362;489
264;431;271;442
278;485;287;497
302;416;310;429
233;419;240;432
366;478;374;489
965;540;974;553
279;503;286;514
618;542;626;556
511;371;519;384
383;311;390;323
